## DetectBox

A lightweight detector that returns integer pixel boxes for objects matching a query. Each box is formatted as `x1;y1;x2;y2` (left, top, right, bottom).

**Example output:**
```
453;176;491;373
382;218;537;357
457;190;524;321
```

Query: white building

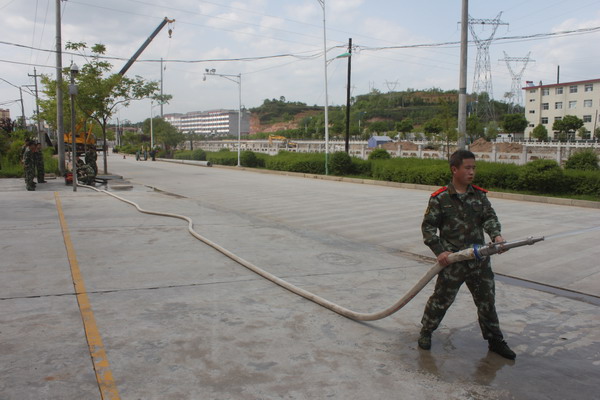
523;78;600;139
164;109;250;137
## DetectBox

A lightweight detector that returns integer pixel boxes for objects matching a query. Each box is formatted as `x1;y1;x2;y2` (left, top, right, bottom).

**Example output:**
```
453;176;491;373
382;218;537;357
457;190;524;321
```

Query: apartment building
164;109;250;137
523;78;600;139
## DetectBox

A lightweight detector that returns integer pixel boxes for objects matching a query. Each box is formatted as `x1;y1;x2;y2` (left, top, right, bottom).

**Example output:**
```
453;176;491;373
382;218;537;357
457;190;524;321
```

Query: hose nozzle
473;236;545;260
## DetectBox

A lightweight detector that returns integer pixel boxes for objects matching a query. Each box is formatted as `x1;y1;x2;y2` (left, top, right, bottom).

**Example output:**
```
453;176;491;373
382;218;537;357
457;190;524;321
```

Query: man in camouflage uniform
75;157;96;186
22;142;37;191
35;142;46;183
418;149;516;360
85;147;98;176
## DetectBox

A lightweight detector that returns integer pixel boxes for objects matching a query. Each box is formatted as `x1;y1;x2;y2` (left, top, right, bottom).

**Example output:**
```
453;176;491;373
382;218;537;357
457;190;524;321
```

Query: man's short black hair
449;149;476;169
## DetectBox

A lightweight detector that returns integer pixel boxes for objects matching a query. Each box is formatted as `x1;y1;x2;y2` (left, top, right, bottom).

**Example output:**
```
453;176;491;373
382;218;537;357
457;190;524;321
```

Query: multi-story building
164;109;250;137
0;108;10;119
523;78;600;139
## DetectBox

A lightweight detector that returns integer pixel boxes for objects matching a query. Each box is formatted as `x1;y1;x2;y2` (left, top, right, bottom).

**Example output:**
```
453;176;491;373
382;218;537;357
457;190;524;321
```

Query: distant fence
192;139;600;166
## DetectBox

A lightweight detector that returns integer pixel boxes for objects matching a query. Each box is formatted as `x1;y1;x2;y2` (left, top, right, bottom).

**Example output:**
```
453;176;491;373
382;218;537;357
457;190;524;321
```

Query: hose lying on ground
78;183;542;321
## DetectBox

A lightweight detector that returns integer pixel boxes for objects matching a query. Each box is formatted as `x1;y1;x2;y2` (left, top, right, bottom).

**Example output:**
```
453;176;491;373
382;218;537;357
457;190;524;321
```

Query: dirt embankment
250;111;321;134
470;138;523;153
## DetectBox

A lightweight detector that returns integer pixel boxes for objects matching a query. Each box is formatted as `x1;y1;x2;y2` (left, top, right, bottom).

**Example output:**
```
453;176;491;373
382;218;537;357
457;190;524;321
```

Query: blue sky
1;0;599;124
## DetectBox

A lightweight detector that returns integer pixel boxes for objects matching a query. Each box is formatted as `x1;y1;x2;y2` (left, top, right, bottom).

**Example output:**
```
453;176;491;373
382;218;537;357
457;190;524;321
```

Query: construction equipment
119;17;175;76
268;135;297;148
64;120;96;154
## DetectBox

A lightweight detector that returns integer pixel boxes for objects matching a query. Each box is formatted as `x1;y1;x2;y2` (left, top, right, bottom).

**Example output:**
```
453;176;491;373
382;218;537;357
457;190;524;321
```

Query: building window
569;101;577;109
542;88;549;96
555;102;563;109
529;110;535;114
555;87;563;94
583;115;592;123
585;83;593;92
541;117;548;124
584;99;593;107
555;116;562;121
569;85;578;93
529;89;537;93
529;98;536;102
542;103;549;110
528;123;535;128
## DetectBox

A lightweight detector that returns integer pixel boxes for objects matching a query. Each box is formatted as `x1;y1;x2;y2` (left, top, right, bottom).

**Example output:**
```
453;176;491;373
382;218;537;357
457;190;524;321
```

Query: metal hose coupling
473;236;545;261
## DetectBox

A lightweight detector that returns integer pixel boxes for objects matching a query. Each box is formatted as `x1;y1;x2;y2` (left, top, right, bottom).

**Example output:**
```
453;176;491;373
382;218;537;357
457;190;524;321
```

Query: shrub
174;149;207;161
563;169;600;197
368;148;391;160
240;150;261;167
474;161;520;190
518;159;564;193
564;149;599;171
371;157;449;185
351;158;372;176
328;151;353;175
206;150;238;166
265;151;325;174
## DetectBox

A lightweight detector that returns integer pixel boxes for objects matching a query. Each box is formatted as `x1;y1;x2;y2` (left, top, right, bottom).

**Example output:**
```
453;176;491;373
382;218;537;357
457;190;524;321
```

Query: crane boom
118;17;175;76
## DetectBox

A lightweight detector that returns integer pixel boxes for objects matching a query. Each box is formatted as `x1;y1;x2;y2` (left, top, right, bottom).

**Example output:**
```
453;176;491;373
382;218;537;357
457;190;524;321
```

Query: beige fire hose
79;183;542;321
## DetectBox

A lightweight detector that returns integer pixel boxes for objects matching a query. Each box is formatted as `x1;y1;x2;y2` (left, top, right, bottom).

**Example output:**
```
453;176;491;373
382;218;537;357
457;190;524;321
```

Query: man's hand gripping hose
78;183;544;321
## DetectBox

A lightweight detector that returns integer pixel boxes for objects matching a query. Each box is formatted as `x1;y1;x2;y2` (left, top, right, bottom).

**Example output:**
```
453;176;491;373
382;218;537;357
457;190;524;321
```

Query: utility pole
55;0;65;174
28;68;44;146
345;38;352;153
457;0;468;149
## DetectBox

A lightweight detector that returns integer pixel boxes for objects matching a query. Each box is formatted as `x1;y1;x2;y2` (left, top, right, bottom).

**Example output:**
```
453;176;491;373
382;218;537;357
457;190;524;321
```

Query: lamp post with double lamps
203;69;242;167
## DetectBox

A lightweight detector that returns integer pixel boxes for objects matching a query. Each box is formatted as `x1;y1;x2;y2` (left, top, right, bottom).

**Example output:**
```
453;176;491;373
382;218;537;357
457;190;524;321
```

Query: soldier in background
35;142;46;183
418;149;516;360
23;141;37;191
85;147;98;176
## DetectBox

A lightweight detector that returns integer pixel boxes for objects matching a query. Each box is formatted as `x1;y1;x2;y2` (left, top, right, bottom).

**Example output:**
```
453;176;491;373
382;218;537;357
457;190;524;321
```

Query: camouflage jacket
421;183;502;256
22;148;35;169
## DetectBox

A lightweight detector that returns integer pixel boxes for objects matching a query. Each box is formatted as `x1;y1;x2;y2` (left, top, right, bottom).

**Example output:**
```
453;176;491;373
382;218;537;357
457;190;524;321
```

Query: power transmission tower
385;80;399;105
499;51;534;112
469;12;508;120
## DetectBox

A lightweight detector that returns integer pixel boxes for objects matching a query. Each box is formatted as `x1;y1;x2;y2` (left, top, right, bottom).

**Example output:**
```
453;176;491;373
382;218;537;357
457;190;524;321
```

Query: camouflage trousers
421;258;503;341
24;167;36;191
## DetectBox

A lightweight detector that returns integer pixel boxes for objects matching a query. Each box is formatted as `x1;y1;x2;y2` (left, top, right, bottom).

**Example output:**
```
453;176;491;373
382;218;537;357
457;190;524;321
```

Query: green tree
485;121;500;140
368;120;393;134
423;118;443;139
553;115;584;140
39;42;170;173
531;124;548;141
466;114;484;143
577;126;590;140
595;127;600;140
501;113;528;133
142;117;183;152
396;118;414;139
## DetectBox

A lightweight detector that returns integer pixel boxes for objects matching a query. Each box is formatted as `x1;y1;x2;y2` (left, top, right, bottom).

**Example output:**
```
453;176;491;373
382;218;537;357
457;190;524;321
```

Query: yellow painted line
54;192;121;400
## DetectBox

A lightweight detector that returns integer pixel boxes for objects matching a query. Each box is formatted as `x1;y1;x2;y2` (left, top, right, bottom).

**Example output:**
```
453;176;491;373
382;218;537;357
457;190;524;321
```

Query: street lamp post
317;0;330;174
204;69;242;167
69;63;79;192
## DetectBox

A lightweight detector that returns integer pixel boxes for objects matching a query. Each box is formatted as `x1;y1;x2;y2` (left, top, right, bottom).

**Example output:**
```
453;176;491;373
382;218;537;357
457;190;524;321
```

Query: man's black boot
418;331;432;350
488;339;516;360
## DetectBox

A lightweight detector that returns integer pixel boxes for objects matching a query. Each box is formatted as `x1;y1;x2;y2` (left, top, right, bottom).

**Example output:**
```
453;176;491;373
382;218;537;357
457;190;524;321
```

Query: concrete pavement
1;156;599;400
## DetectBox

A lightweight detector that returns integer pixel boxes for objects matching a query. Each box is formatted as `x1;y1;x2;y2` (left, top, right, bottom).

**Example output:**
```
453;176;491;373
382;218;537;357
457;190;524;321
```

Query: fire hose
79;183;544;321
